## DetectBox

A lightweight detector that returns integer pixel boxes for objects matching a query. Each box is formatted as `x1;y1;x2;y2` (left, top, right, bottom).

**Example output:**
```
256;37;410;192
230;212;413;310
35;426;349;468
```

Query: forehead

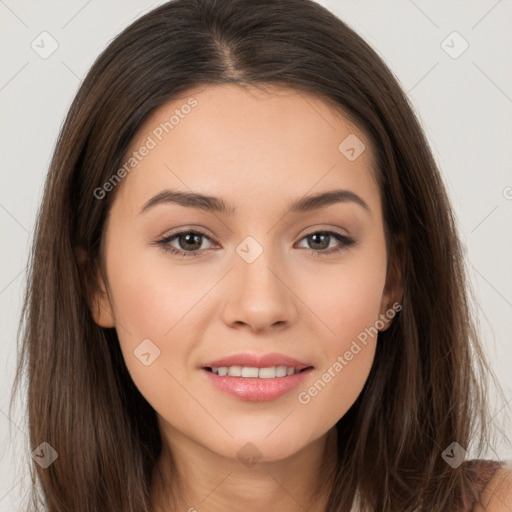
112;83;380;217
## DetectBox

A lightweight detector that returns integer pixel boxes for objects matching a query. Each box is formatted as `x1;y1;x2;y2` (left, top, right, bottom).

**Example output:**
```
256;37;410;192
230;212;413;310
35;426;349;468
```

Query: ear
378;237;404;332
75;247;116;328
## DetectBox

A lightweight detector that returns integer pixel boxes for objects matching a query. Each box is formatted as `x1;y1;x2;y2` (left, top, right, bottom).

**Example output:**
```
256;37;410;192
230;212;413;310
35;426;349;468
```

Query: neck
150;425;338;512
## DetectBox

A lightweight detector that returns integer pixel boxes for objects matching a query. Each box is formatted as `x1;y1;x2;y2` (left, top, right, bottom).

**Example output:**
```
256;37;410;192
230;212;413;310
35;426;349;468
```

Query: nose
220;245;298;334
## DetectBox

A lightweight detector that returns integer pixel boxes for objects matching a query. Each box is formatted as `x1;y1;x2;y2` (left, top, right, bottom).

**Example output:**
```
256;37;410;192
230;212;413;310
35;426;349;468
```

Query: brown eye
306;232;331;250
176;232;203;251
296;230;356;255
157;230;215;257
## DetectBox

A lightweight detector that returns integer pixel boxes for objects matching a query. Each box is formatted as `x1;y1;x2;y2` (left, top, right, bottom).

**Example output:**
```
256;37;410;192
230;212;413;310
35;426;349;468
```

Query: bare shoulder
473;462;512;512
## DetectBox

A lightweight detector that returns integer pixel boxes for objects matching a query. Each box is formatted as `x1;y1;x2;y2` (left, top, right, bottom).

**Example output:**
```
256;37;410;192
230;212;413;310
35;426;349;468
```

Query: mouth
201;359;314;401
200;352;314;401
203;365;313;378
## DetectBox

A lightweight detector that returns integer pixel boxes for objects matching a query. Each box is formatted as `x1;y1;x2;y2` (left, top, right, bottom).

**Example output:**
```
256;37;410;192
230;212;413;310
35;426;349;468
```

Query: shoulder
472;461;512;512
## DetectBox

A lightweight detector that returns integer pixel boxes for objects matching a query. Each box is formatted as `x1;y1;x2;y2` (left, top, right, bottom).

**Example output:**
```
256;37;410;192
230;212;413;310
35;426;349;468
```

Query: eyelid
156;226;217;245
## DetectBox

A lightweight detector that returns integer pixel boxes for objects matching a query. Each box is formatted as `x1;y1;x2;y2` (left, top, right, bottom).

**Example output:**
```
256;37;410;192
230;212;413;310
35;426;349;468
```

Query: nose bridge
222;233;297;330
235;234;284;298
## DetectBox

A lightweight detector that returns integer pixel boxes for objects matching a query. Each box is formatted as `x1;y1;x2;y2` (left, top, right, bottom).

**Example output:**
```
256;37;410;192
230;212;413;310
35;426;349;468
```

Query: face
92;84;402;464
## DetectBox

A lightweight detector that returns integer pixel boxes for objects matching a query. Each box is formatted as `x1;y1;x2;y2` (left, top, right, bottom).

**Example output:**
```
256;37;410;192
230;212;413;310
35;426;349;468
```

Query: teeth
241;366;259;378
227;366;242;377
210;365;301;378
259;366;278;379
275;366;288;377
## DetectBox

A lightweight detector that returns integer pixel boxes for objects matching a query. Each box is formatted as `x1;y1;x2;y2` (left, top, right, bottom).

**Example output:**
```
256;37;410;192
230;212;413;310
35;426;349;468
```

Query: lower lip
201;368;313;401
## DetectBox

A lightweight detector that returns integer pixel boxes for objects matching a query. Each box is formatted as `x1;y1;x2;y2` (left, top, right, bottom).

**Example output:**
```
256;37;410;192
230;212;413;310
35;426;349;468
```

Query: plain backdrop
1;1;511;510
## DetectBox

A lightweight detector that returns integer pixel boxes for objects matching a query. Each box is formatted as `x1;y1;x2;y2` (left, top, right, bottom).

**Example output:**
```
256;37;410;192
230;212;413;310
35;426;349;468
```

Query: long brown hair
10;0;500;510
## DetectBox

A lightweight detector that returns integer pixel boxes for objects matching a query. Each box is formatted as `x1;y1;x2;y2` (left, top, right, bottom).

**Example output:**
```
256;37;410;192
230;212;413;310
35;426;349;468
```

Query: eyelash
155;229;356;258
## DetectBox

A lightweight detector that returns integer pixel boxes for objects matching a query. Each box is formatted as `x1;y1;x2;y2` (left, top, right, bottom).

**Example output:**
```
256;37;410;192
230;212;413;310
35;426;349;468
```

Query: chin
207;427;320;465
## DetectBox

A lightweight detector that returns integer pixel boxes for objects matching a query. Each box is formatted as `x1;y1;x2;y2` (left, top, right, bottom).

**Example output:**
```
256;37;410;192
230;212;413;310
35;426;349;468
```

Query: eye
156;230;216;257
296;230;356;255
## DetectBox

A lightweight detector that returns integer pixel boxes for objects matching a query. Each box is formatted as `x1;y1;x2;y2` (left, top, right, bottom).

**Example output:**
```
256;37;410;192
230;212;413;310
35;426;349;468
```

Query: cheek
306;247;387;344
296;340;376;437
311;277;384;337
295;280;381;433
293;250;386;426
105;230;212;339
102;233;212;397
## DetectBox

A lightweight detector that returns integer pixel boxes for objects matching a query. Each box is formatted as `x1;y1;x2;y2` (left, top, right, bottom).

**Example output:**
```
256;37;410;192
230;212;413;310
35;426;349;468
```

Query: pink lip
200;352;314;402
202;352;312;371
202;367;313;401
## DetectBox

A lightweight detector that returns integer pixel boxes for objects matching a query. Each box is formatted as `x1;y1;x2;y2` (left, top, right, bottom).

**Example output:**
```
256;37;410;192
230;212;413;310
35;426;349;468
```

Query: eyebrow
140;188;371;217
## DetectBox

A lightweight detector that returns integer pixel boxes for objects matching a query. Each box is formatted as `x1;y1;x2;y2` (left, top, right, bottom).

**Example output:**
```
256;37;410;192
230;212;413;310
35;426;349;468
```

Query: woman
11;0;511;510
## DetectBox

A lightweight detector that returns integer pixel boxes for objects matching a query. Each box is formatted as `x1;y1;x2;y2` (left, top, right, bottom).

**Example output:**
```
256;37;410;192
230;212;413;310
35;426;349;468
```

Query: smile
201;366;314;401
205;365;310;378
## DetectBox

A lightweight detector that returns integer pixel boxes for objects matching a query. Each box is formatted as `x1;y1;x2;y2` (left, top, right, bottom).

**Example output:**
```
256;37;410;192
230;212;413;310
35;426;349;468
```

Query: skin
475;466;512;512
91;84;403;511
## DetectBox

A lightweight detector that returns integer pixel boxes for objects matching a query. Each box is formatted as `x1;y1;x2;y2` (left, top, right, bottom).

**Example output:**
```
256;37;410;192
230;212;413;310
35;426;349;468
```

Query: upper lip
202;352;313;371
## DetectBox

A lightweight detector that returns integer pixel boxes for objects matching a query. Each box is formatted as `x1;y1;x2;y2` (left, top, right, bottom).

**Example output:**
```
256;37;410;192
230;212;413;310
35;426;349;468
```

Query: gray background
1;1;511;510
